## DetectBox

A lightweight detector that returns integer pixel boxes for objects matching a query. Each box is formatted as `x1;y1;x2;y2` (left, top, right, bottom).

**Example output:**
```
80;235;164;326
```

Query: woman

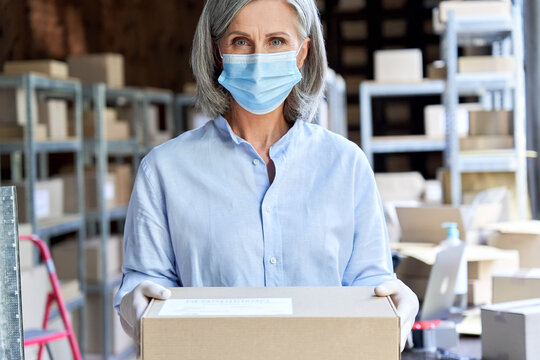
114;0;418;352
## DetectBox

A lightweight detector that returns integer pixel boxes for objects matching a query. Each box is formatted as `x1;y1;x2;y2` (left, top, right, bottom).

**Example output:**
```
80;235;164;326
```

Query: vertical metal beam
359;83;373;167
524;0;540;218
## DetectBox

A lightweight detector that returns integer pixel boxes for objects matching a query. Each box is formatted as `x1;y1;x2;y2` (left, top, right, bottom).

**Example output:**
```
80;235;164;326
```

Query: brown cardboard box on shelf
487;221;540;268
109;164;133;206
86;286;134;355
375;172;425;203
458;56;515;74
73;108;130;140
438;1;511;22
427;60;446;79
341;21;367;41
67;53;124;88
0;123;48;141
0;88;38;125
374;49;423;83
469;110;512;136
481;298;540;360
62;172;115;213
460;135;514;151
15;178;64;223
38;100;68;140
396;203;503;244
424;103;484;139
492;269;540;303
385;101;410;125
3;60;69;78
141;287;400;360
51;236;122;282
468;279;492;306
342;46;368;67
382;19;407;38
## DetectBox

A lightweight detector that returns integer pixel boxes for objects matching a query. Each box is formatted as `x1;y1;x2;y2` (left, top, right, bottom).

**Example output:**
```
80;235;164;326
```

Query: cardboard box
438;1;511;22
342;46;368;67
38;100;68;140
458;56;515;74
0;88;38;125
469;110;512;136
67;53;124;88
375;172;425;203
3;60;69;78
0;123;48;141
341;21;368;40
424;104;484;138
393;243;518;304
62;171;115;213
109;164;133;206
385;101;410;125
141;287;400;360
86;287;134;355
72;108;130;140
481;298;540;360
468;279;492;305
51;236;122;282
15;178;64;223
460;135;514;151
487;221;540;268
493;269;540;304
374;49;423;83
427;61;446;79
396;203;503;244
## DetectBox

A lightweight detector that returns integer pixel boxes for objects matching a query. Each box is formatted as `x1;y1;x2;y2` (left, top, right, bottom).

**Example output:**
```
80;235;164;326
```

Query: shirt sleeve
342;150;396;286
113;157;179;313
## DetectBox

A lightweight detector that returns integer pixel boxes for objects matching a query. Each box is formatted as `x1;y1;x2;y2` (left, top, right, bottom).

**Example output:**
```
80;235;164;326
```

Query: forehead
226;0;299;36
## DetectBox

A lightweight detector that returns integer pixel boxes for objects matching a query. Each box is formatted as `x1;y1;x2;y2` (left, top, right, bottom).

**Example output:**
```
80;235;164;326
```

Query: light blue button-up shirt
114;116;394;311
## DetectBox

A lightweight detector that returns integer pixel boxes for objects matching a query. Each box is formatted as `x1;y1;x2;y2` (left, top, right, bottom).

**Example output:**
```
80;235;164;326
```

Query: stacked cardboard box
438;1;511;23
61;164;132;213
15;178;64;223
142;287;400;360
374;49;423;82
492;269;540;304
0;88;47;141
481;299;540;359
38;100;69;140
67;53;124;88
3;60;69;78
69;108;130;140
458;56;515;74
393;243;518;304
487;221;540;268
424;103;484;139
51;236;123;282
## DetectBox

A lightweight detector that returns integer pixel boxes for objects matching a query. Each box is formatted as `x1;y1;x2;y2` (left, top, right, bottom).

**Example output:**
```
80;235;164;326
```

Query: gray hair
191;0;327;123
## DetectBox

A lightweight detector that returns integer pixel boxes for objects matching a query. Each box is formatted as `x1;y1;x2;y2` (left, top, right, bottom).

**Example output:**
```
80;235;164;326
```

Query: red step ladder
20;235;82;360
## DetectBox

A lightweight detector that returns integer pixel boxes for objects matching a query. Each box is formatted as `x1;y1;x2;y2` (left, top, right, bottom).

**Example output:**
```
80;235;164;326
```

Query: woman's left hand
375;279;419;352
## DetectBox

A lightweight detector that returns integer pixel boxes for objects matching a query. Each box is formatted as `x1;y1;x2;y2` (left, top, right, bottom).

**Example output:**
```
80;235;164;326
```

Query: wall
0;0;204;91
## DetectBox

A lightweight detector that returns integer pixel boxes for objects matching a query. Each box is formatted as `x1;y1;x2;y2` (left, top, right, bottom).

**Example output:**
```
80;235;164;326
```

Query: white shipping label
34;189;50;218
105;180;115;201
158;298;293;317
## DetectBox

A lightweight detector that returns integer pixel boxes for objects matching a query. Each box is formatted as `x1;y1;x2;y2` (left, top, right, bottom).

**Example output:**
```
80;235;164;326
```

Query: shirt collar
213;115;302;159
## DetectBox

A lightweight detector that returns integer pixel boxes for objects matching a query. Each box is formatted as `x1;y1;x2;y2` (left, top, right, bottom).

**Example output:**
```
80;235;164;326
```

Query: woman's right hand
119;280;171;355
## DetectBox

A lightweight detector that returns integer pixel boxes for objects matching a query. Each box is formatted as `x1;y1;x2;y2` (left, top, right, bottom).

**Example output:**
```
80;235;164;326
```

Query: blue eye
234;39;247;46
271;39;282;46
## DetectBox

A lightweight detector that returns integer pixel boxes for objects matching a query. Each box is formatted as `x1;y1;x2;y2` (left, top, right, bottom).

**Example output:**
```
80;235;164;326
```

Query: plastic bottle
441;222;468;312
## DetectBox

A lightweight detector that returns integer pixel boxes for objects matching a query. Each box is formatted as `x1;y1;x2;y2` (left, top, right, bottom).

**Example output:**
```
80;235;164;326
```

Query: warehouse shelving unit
360;5;528;219
318;69;348;137
440;7;528;219
174;93;197;134
82;84;141;360
0;73;87;352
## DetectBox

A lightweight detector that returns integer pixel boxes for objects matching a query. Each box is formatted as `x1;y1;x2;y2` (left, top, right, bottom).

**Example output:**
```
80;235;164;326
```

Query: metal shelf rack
317;69;348;137
442;7;528;218
0;73;87;353
82;83;142;360
141;88;175;151
359;6;528;219
174;93;196;134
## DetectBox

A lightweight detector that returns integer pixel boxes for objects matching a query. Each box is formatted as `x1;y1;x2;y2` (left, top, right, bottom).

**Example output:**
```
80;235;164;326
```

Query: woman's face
219;0;309;67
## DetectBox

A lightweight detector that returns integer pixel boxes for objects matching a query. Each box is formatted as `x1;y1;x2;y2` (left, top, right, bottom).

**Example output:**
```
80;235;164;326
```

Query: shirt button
269;257;277;264
252;159;260;165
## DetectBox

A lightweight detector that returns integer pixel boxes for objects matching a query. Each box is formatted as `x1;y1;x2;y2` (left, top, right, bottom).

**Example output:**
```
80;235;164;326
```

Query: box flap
396;206;466;243
483;298;540;315
143;287;397;319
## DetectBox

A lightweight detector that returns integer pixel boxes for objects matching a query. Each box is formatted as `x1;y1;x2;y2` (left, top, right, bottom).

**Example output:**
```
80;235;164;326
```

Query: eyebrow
225;31;292;38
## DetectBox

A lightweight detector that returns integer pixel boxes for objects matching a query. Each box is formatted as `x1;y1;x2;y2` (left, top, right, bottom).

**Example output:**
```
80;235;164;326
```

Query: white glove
375;279;419;352
119;280;171;355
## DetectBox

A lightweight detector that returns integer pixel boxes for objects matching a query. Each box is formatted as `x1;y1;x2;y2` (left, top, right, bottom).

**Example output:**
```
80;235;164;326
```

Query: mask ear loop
296;40;305;57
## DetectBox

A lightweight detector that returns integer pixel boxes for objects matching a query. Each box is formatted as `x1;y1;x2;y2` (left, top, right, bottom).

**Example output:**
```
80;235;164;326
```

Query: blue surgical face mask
218;47;303;115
